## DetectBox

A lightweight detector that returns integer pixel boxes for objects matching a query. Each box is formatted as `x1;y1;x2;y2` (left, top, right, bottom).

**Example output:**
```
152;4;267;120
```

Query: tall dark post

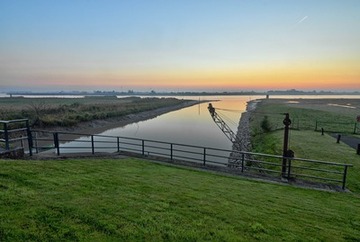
282;113;291;178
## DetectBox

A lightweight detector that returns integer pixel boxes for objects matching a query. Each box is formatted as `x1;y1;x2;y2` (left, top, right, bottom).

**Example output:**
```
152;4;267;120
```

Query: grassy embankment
1;98;360;241
1;158;359;241
0;96;187;128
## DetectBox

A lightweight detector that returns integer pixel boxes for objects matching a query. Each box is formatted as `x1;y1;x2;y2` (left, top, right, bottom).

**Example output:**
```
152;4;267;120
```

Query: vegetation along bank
0;96;198;132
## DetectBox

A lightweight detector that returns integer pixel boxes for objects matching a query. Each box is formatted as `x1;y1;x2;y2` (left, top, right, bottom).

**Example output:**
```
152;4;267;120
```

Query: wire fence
315;121;359;134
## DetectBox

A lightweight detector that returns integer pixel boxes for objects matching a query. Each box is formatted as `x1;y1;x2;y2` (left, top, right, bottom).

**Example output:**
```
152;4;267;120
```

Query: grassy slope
263;130;360;193
1;158;359;241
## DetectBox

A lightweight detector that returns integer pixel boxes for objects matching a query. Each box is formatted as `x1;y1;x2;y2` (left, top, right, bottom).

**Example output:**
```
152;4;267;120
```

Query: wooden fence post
53;132;60;155
170;144;173;160
142;140;145;156
342;166;348;190
336;134;341;143
91;135;95;154
203;148;206;165
26;120;33;156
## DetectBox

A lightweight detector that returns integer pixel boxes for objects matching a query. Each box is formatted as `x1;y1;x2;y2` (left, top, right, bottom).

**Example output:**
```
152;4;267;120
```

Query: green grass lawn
251;99;359;133
250;99;360;194
1;158;360;241
260;130;360;193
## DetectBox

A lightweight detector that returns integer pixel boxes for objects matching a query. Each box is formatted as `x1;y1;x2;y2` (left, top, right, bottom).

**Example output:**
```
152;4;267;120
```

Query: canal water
59;96;253;156
35;94;359;163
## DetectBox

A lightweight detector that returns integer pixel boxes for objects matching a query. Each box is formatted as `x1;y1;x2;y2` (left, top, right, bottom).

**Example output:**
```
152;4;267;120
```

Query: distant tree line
6;89;360;97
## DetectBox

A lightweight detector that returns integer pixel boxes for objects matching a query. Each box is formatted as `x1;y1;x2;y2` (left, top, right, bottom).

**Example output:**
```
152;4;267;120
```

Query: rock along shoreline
232;99;260;152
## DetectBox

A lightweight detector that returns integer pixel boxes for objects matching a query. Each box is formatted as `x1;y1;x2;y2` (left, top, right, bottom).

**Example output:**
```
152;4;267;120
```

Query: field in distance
0;96;188;128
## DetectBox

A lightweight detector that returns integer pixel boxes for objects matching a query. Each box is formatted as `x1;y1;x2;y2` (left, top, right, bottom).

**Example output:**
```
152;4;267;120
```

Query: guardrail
0;119;33;155
31;130;353;190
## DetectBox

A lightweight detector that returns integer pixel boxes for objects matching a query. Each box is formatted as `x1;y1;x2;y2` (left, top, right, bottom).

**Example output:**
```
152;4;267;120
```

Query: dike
232;99;260;152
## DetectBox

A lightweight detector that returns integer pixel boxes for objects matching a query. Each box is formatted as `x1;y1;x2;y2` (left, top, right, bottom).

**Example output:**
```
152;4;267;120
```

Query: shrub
260;116;271;133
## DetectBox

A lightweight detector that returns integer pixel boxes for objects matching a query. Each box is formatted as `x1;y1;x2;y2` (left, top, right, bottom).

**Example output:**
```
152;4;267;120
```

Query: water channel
59;96;252;157
56;94;360;161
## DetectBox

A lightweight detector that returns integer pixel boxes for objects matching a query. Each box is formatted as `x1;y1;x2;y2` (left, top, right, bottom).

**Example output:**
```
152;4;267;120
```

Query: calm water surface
61;96;253;153
59;95;360;153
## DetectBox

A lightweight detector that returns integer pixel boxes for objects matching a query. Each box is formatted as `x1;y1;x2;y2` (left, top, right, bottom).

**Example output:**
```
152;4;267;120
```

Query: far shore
33;99;208;146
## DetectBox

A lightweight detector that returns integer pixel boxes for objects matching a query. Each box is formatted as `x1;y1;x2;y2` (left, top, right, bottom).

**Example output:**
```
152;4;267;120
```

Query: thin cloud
297;16;308;24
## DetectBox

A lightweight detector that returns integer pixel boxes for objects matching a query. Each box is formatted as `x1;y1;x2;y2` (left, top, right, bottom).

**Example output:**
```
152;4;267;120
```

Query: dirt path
330;133;360;150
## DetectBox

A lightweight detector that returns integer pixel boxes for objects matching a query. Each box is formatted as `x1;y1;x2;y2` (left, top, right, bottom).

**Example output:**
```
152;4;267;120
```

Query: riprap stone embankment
232;100;259;152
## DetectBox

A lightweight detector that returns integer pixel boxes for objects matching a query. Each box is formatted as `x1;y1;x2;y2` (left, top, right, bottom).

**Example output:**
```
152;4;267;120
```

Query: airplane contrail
298;16;308;24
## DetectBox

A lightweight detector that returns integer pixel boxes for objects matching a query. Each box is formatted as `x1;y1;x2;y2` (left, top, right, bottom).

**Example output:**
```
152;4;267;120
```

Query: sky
0;0;359;92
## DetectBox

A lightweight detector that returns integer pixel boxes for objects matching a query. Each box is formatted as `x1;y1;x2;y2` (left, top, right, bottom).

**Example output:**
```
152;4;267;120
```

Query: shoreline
232;99;260;152
33;100;204;145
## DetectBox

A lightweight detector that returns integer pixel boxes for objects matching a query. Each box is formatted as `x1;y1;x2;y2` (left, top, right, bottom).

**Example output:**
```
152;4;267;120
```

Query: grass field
1;158;360;241
250;98;360;193
251;98;360;134
250;98;360;156
0;96;187;128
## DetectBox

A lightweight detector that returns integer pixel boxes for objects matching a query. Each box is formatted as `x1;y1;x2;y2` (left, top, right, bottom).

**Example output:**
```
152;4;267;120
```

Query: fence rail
315;120;359;134
0;119;32;155
31;130;353;190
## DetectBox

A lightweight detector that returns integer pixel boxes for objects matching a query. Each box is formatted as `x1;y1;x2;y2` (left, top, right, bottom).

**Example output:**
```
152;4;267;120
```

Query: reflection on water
63;96;250;151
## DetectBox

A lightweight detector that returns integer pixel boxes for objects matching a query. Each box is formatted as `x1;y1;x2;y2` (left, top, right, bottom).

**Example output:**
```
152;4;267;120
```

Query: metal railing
0;119;33;155
31;130;353;190
315;120;359;134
